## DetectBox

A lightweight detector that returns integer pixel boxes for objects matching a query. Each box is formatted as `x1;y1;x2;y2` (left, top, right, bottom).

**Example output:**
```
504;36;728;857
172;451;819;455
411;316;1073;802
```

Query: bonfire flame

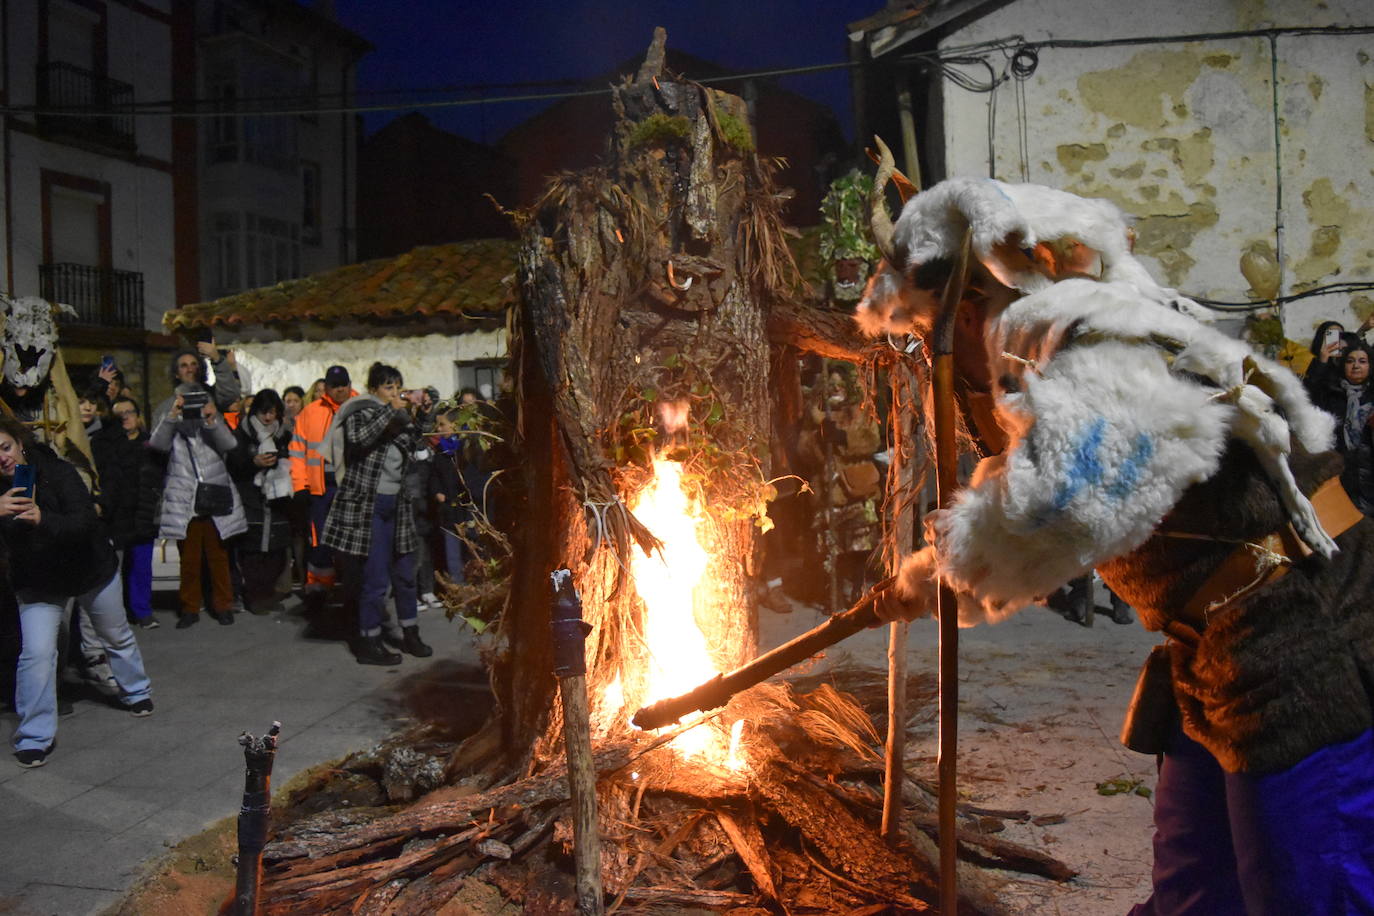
618;457;738;765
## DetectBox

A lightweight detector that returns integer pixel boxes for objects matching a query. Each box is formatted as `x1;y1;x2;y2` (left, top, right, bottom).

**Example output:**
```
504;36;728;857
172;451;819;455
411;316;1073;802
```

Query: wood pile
250;678;1074;915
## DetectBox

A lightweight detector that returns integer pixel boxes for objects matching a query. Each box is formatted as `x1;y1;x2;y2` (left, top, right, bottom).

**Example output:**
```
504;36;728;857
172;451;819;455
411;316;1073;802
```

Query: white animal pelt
857;178;1339;626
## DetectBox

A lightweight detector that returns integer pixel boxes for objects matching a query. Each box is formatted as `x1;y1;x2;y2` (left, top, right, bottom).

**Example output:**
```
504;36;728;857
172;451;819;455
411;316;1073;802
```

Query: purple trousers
1131;725;1374;915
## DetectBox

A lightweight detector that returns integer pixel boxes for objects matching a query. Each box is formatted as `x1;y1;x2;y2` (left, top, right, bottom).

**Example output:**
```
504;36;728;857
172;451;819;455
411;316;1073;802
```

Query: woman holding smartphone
0;416;153;767
228;389;294;613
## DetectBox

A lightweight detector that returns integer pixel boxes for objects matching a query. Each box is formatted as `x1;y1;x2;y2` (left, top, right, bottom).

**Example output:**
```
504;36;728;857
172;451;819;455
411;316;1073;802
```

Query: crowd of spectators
1;340;510;767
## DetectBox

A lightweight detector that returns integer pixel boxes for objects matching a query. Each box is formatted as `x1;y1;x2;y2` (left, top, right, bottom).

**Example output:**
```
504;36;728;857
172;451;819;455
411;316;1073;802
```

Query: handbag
186;437;234;518
1119;644;1178;755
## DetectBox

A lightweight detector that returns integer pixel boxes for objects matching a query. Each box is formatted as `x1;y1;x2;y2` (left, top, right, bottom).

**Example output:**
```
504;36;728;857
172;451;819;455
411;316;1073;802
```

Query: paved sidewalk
0;552;479;916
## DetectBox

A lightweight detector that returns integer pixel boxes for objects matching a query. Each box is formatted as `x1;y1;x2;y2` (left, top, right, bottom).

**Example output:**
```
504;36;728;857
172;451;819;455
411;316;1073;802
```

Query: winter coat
0;442;116;598
427;442;472;530
227;421;293;554
1303;371;1374;514
322;396;420;557
148;408;247;541
90;425;159;547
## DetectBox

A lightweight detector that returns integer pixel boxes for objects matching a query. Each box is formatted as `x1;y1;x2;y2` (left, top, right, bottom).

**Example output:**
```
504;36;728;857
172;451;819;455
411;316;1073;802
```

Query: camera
180;390;209;415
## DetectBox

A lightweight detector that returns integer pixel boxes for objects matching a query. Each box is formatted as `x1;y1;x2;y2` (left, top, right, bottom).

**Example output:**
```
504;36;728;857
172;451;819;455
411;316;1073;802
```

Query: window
208;211;299;296
210;81;238;163
47;1;101;72
454;359;506;402
302;160;321;244
208;212;240;297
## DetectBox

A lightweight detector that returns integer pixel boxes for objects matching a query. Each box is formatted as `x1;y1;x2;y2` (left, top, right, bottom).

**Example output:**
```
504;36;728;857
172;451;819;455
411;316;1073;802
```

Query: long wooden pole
232;721;281;916
932;230;974;914
549;570;604;916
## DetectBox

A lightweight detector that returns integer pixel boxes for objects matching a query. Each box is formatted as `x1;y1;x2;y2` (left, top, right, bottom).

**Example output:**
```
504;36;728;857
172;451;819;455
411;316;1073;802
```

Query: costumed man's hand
871;547;939;624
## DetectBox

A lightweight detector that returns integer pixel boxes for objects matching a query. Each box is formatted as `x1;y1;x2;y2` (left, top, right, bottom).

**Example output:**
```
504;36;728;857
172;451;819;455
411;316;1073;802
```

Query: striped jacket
321;397;420;557
288;391;354;494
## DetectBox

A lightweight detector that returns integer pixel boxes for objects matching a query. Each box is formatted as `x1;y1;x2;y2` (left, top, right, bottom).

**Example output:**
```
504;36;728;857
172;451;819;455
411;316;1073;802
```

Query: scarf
248;414;293;501
1340;379;1374;451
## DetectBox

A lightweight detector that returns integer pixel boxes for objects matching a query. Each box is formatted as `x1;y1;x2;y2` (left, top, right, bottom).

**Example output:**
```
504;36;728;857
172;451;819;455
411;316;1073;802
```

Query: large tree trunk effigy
499;27;794;769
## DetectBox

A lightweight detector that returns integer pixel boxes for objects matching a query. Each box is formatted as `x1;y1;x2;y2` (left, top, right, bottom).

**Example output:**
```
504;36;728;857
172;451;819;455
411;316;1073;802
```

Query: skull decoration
818;171;881;303
1;295;72;389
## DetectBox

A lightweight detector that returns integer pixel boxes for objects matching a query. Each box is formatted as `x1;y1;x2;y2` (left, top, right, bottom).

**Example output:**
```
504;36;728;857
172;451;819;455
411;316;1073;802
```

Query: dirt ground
763;590;1161;915
116;590;1161;915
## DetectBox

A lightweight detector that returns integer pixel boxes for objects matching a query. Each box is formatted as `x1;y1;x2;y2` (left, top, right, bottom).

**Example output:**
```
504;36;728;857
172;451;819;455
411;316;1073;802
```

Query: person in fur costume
858;151;1374;914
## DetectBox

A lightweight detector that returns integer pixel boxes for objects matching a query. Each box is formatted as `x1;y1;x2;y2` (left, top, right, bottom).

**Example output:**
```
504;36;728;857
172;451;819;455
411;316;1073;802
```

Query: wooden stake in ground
231;720;280;916
931;230;974;915
550;569;605;916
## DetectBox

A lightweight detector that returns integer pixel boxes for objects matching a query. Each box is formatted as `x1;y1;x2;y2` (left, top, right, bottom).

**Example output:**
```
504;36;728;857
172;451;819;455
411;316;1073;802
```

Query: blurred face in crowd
326;383;352;405
283;391;303;418
113;400;139;434
459;391;477;406
79;399;97;424
175;353;200;385
256;404;280;424
435;415;455;435
0;430;22;476
371;380;400;404
308;380;325;401
1346;349;1370;385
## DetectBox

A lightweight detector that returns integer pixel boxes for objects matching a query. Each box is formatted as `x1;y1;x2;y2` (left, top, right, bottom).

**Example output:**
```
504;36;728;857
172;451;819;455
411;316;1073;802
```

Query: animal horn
869;136;899;267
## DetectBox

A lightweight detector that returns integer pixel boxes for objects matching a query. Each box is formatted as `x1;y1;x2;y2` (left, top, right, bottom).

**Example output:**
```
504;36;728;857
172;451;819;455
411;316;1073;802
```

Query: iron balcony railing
36;62;136;150
39;263;145;328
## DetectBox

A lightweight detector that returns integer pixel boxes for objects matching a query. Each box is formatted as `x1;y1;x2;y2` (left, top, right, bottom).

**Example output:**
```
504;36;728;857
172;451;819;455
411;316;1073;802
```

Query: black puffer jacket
1304;371;1374;514
0;442;117;597
90;424;160;547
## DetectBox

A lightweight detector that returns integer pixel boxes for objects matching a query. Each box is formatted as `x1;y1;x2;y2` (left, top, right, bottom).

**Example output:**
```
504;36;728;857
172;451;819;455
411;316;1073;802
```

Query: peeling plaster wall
939;0;1374;344
224;329;506;399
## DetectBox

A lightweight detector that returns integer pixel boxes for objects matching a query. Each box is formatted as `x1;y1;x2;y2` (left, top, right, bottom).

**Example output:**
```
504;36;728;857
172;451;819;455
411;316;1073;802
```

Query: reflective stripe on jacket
288;391;353;495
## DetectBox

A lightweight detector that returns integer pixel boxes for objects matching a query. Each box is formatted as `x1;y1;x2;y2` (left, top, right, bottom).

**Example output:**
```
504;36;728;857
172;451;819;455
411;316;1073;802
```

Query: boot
400;626;433;658
354;634;401;666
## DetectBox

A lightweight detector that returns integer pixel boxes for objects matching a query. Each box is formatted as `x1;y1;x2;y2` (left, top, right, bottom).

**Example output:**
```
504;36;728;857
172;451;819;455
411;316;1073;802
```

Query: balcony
36;62;136;152
40;263;145;329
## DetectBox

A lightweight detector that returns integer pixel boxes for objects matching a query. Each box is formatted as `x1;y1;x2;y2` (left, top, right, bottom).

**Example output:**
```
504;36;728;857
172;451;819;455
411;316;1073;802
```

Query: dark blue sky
331;0;881;145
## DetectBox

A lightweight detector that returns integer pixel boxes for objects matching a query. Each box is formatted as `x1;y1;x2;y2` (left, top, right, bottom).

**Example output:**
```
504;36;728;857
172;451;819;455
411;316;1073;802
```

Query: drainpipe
1268;33;1286;299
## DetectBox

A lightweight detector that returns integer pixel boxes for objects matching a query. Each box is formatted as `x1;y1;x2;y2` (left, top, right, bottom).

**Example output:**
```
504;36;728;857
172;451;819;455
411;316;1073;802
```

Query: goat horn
869;135;899;268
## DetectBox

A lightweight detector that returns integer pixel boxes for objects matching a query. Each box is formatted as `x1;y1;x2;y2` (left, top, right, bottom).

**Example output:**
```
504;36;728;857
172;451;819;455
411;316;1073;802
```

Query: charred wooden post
550;570;605;916
932;230;974;914
631;583;886;729
231;721;280;916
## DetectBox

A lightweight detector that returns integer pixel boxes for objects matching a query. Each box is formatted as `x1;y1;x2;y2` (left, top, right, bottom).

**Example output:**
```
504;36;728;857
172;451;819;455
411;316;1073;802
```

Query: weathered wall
938;0;1374;348
225;327;506;397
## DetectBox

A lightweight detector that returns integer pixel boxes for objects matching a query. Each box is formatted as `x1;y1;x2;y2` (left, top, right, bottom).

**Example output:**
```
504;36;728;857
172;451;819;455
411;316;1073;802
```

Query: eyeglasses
113;409;137;419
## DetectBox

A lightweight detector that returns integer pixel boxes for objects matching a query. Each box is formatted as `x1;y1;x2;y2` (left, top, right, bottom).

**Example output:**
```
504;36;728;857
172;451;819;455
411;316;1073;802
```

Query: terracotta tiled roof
164;239;517;332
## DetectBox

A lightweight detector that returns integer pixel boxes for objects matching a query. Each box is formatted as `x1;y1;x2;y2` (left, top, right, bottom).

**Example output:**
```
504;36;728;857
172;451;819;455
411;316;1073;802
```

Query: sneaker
400;626;433;658
354;635;402;666
14;746;51;768
128;699;154;717
137;617;160;630
176;613;199;629
419;592;441;611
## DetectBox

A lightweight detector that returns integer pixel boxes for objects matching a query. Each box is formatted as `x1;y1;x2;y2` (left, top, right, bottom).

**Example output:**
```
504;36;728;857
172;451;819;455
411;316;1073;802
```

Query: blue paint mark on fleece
1051;417;1107;512
1107;433;1155;501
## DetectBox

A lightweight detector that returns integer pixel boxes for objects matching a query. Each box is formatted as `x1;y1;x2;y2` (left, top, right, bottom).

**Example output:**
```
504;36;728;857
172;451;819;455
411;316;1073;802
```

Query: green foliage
1096;777;1152;798
611;351;777;530
1245;313;1285;348
818;170;880;266
714;111;755;152
628;113;692;148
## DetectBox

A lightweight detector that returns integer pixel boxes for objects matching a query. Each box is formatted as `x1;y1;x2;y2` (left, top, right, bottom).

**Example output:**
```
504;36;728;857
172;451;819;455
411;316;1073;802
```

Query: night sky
331;0;882;145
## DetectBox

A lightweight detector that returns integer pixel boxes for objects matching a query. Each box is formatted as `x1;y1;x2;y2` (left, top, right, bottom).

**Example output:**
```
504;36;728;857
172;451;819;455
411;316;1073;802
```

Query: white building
192;0;371;302
0;0;177;341
851;0;1374;364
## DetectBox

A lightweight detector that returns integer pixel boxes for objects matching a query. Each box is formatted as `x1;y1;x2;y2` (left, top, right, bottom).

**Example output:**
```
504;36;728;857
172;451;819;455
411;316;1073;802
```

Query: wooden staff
232;721;281;916
931;229;974;915
550;569;604;916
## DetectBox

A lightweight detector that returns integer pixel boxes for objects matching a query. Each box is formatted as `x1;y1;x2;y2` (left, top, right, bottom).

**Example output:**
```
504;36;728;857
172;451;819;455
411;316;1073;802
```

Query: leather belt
1173;476;1363;631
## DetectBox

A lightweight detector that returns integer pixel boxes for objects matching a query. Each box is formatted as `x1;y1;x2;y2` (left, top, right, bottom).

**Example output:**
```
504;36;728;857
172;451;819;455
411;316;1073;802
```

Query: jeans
13;569;152;752
1130;725;1374;915
357;493;417;637
121;540;155;622
306;485;338;587
440;526;466;584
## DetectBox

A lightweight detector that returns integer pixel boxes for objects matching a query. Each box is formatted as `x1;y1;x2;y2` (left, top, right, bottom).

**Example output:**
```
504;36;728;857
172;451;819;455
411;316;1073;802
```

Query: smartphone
100;355;116;372
1325;327;1342;349
12;464;34;499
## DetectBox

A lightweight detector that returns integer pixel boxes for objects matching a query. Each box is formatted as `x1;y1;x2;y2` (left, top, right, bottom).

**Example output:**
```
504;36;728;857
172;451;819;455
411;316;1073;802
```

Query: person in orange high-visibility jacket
288;366;355;608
